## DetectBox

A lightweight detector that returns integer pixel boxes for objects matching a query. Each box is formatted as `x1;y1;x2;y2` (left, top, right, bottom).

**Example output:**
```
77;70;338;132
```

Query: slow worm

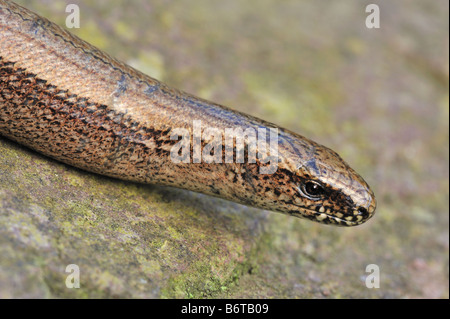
0;1;376;226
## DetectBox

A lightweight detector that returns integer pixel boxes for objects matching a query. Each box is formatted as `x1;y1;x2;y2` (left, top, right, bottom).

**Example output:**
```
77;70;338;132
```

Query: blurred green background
0;0;448;298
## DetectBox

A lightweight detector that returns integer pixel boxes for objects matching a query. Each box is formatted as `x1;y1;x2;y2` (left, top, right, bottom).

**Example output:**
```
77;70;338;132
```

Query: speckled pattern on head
0;0;376;226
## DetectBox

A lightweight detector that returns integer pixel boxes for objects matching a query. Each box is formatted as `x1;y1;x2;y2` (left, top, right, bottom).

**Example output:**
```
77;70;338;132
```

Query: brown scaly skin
0;1;376;226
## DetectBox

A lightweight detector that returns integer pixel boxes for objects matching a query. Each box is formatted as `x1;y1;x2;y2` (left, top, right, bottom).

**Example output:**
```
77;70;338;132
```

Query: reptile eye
300;180;325;200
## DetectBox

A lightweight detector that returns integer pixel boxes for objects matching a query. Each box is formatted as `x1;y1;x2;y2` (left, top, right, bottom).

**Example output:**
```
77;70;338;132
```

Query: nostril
358;207;368;215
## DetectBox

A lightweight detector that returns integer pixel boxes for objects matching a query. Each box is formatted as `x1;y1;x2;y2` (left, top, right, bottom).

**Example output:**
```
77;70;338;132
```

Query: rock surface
0;0;448;298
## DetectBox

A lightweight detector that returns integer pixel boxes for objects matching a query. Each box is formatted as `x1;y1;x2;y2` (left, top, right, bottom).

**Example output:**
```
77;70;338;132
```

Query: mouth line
292;207;368;226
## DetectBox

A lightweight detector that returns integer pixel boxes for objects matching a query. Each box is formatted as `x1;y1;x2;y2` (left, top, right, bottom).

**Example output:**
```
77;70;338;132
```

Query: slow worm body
0;1;376;226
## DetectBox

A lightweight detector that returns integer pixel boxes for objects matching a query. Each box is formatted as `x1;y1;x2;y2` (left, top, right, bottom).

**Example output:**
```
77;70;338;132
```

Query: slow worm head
0;1;376;226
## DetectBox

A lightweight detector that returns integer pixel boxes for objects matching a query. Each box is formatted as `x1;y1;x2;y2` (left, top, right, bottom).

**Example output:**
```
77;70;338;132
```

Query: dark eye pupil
304;181;324;196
